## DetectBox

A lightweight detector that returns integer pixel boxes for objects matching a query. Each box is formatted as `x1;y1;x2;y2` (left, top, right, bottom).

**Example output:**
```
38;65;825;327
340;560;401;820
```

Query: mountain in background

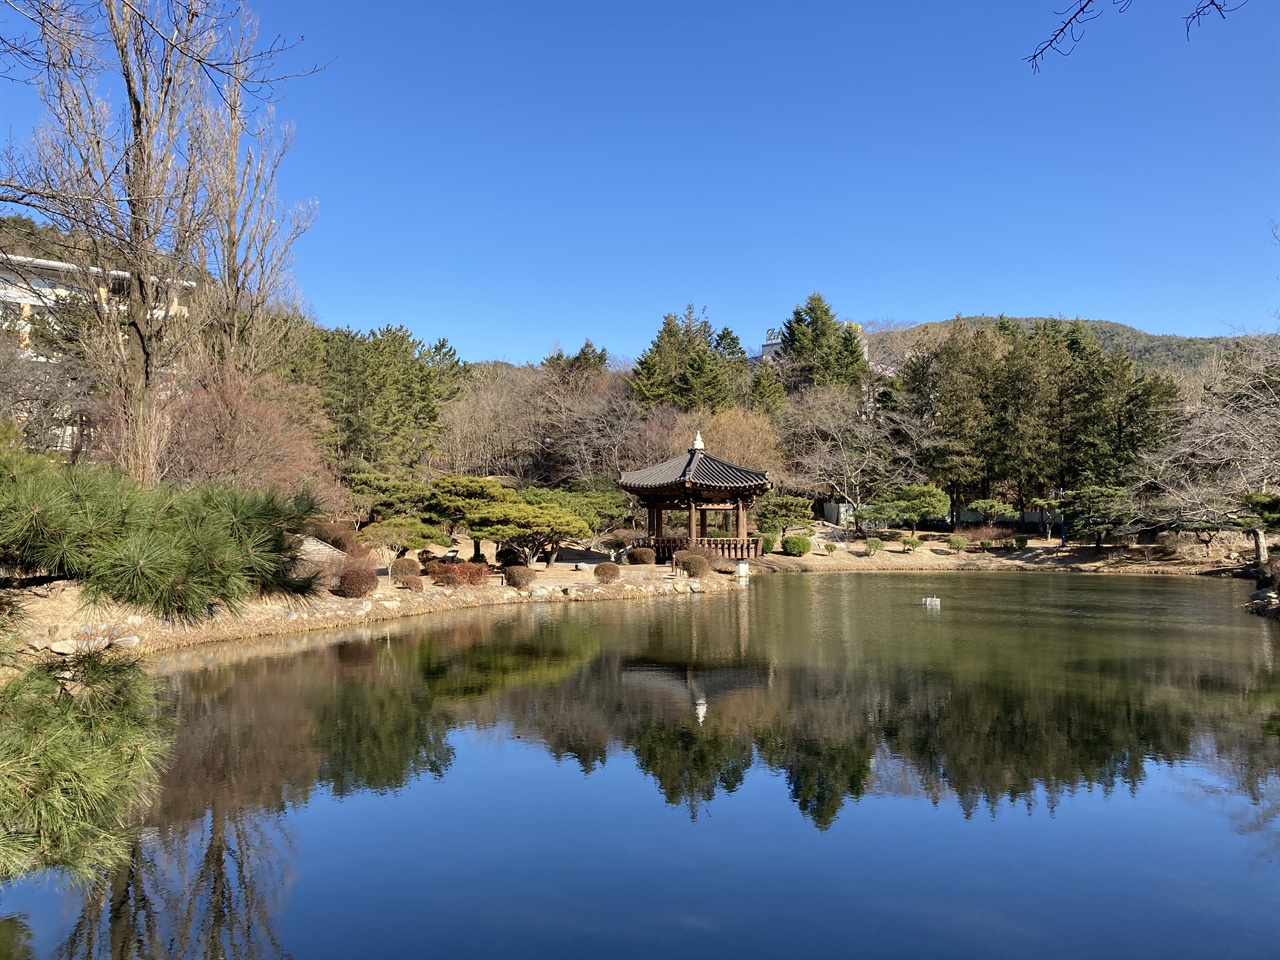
863;315;1277;373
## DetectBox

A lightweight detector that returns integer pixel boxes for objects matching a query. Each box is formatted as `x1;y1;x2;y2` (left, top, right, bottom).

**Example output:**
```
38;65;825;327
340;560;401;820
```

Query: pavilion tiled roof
619;447;771;493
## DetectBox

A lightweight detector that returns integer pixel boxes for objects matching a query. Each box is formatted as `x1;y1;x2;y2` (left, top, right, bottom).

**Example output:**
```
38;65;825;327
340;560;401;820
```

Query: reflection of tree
755;721;874;831
0;915;36;960
628;721;753;819
317;681;453;796
886;682;1193;816
55;810;294;960
48;658;321;960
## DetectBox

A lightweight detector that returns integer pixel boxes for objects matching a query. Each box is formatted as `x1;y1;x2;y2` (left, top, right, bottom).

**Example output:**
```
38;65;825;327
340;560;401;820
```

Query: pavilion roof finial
691;431;705;450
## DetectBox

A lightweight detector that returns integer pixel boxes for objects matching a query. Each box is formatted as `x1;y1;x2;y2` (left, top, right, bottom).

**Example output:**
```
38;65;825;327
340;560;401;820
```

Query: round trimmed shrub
1014;535;1029;549
824;543;837;554
334;566;378;598
902;537;922;553
627;547;656;565
495;547;522;567
947;535;967;553
980;539;994;550
864;537;884;556
389;556;420;582
758;534;775;555
505;565;537;589
400;574;424;593
679;554;711;578
594;562;621;584
781;535;812;557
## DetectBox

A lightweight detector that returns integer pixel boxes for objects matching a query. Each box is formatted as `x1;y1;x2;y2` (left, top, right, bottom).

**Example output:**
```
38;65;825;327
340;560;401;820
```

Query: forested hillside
865;314;1278;374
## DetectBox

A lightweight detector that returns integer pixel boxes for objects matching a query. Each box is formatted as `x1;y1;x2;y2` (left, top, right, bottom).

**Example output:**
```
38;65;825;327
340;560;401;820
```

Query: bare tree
1136;334;1280;564
435;363;545;479
0;0;314;485
1027;0;1250;73
781;384;922;525
193;85;317;382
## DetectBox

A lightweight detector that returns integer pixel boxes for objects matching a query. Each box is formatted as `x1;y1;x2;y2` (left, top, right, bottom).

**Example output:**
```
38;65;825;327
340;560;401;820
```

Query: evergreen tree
544;340;609;385
778;293;869;391
747;362;786;418
630;304;746;412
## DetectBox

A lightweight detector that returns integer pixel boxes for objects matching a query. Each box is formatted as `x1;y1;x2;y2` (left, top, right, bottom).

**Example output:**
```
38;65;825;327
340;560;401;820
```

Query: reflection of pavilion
620;661;770;726
620;433;772;563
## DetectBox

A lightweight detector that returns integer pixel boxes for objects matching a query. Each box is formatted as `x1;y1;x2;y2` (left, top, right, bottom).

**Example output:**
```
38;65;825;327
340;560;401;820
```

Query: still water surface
3;572;1278;959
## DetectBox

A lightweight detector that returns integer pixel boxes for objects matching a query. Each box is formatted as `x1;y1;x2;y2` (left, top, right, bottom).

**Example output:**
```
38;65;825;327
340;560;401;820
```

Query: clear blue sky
5;0;1279;362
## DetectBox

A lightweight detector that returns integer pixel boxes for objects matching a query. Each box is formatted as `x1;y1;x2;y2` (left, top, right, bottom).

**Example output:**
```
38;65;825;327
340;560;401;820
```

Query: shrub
426;561;489;586
594;562;621;584
781;535;811;557
495;546;522;567
334;566;378;598
1002;539;1016;550
400;574;424;593
679;554;711;578
947;535;968;553
1014;535;1029;549
314;520;356;553
505;565;537;589
758;534;775;555
389;556;420;582
824;543;837;554
980;539;994;550
627;547;656;565
864;537;884;556
902;537;922;553
675;545;735;575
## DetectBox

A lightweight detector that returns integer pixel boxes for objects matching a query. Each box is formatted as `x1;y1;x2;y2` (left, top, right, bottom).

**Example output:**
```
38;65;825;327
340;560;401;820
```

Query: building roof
619;435;772;495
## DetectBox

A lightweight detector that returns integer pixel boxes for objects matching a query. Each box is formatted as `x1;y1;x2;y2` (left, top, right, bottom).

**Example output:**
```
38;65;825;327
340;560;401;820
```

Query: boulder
50;636;111;655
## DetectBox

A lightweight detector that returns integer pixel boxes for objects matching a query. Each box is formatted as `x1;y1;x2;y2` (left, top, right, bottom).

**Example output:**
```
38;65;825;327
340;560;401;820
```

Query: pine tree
778;293;869;391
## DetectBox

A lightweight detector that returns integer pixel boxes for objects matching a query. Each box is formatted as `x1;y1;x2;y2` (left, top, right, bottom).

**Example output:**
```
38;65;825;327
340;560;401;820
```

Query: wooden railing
636;537;761;563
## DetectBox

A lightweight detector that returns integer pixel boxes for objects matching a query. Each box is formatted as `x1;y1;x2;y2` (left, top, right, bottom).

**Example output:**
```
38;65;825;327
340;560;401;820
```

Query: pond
2;572;1278;959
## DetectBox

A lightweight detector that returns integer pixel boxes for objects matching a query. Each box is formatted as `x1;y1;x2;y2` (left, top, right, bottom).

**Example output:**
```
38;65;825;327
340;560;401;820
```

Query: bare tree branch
1027;0;1248;73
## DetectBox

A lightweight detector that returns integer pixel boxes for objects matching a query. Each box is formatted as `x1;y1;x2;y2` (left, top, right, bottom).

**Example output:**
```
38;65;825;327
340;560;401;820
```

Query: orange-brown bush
594;562;621;584
400;574;424;593
333;566;378;598
627;547;656;565
426;561;489;587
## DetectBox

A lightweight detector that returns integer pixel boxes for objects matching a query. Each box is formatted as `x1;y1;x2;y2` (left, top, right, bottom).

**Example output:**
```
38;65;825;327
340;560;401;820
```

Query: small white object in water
922;596;941;608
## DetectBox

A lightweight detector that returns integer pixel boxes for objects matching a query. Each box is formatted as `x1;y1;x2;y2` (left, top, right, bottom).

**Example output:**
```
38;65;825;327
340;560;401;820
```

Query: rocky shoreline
14;566;742;657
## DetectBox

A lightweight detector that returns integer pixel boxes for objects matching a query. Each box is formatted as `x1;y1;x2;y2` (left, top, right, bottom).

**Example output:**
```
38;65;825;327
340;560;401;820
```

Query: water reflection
5;574;1279;958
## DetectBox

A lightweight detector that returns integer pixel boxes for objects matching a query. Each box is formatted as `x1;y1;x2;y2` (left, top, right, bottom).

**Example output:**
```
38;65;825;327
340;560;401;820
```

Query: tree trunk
1249;528;1269;567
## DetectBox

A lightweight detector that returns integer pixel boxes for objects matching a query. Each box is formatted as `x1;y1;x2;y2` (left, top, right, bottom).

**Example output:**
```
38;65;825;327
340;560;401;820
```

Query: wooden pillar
656;508;664;538
698;509;708;539
736;499;748;540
